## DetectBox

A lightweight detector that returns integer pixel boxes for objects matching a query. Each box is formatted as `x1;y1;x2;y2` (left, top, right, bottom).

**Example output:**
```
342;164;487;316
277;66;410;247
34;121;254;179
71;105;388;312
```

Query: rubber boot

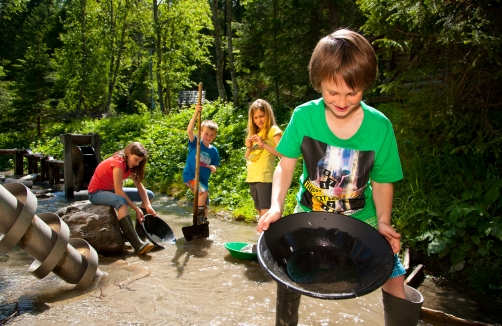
197;206;208;225
275;283;301;326
118;215;154;255
135;208;147;240
382;285;424;326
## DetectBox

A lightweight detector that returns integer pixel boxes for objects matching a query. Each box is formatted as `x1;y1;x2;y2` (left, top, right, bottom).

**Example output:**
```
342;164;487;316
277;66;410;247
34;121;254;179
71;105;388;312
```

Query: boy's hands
378;222;401;254
257;207;282;233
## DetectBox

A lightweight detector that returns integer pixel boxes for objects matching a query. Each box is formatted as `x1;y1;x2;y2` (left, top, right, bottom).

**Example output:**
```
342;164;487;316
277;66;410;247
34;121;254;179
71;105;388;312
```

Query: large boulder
56;203;126;255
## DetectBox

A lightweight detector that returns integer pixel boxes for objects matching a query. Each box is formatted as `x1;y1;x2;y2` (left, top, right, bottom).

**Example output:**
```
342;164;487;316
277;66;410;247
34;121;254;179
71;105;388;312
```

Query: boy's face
201;127;217;146
321;79;363;120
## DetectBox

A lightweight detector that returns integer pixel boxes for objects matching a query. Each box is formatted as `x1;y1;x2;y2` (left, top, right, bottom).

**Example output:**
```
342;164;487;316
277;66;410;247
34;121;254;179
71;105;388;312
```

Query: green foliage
236;0;365;111
381;102;502;296
467;258;502;299
358;0;502;157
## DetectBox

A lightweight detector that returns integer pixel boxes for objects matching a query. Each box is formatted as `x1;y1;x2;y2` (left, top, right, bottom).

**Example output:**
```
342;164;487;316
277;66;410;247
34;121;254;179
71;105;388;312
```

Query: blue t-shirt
182;136;220;188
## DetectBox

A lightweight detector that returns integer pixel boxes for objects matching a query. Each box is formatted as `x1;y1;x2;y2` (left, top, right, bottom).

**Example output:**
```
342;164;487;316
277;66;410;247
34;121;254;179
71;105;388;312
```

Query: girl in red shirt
88;142;155;255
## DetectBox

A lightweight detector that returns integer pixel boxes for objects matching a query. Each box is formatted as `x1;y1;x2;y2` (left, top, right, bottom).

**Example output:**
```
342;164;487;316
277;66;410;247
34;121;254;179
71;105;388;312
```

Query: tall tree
153;0;165;112
0;65;16;132
236;0;364;109
11;0;57;137
154;0;212;112
226;0;238;107
54;0;110;116
102;0;148;114
210;0;227;101
358;0;502;155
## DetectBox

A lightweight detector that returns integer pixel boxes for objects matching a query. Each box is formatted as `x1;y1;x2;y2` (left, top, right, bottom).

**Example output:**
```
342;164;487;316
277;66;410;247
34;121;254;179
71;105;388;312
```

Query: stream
0;189;436;325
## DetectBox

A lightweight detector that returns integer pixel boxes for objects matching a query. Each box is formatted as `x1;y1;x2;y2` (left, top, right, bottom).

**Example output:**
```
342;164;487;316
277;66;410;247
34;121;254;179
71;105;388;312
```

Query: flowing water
1;189;436;325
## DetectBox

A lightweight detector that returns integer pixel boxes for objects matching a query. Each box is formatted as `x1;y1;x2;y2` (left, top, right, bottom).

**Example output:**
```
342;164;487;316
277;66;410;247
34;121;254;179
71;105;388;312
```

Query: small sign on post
178;90;206;107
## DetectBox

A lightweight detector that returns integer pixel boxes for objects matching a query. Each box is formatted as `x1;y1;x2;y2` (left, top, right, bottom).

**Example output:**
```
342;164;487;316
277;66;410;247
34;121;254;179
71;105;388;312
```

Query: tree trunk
327;0;339;30
153;0;165;112
211;0;227;101
76;0;87;116
225;0;238;107
272;0;279;107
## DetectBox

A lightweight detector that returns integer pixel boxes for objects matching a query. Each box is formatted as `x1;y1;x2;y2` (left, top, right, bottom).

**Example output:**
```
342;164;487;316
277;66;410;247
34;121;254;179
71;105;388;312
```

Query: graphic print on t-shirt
200;151;212;168
301;136;374;215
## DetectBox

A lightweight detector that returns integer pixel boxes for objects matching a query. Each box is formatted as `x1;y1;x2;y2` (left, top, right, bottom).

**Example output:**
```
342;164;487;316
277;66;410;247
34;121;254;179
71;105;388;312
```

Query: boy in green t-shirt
257;29;422;325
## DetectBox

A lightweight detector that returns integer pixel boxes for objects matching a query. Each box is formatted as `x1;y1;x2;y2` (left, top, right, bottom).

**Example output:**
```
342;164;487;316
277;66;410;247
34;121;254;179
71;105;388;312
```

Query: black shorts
249;182;272;210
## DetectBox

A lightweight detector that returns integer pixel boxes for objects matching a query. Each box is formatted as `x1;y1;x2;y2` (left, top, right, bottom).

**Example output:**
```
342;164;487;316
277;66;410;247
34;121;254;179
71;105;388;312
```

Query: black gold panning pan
142;214;176;246
257;212;394;300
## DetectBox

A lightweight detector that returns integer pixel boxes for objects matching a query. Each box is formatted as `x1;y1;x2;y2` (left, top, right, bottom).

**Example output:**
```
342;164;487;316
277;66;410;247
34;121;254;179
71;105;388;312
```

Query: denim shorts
185;180;210;207
89;188;154;210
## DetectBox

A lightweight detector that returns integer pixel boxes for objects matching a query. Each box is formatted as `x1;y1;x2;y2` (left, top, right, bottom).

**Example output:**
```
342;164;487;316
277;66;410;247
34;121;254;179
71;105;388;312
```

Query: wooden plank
66;134;95;144
60;134;74;198
0;149;27;155
404;264;424;288
420;307;491;326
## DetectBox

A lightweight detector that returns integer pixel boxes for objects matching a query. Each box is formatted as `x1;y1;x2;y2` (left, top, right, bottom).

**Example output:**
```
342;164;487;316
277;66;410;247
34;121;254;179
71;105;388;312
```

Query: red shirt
88;155;132;193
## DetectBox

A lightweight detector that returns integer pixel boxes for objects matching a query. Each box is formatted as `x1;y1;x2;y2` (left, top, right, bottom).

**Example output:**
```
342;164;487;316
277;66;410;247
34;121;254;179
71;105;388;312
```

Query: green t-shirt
277;98;403;221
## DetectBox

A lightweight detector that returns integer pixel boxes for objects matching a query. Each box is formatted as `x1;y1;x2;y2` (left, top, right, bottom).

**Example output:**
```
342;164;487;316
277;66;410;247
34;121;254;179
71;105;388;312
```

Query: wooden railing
0;149;65;184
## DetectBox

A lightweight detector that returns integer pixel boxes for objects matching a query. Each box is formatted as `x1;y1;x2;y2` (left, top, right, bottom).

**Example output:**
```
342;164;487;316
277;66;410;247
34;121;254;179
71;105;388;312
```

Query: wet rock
56;203;126;255
2;177;33;187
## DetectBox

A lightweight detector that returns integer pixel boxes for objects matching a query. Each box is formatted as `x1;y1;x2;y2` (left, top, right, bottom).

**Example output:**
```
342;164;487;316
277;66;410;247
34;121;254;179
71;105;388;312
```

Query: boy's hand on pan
257;208;282;233
378;222;401;254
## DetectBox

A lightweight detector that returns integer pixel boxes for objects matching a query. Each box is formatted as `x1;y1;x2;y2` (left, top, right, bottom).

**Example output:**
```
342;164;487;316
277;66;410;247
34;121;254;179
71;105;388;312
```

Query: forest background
0;0;501;300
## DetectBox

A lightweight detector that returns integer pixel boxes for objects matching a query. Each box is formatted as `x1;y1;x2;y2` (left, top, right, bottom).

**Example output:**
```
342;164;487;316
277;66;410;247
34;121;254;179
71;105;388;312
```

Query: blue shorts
89;188;154;210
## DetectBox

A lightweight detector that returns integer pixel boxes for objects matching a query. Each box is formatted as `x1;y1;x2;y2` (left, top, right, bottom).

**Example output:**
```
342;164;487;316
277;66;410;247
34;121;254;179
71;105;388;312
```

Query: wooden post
60;134;74;198
41;156;49;181
90;134;101;162
14;151;24;176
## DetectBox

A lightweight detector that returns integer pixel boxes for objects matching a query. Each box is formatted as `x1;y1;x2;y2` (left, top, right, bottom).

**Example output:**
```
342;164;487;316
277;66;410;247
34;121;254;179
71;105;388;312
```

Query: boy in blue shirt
182;104;220;225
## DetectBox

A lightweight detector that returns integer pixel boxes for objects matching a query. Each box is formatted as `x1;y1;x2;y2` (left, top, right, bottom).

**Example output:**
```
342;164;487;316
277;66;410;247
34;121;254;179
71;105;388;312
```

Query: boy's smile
201;127;217;147
321;79;363;120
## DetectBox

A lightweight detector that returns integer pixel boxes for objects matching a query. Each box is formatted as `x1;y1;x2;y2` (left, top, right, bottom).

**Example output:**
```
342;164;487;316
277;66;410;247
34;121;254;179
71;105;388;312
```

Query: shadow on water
171;238;213;278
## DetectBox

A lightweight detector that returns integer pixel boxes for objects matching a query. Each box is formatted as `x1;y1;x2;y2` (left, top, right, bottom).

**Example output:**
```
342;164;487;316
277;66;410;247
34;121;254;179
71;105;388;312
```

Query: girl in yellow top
245;99;283;218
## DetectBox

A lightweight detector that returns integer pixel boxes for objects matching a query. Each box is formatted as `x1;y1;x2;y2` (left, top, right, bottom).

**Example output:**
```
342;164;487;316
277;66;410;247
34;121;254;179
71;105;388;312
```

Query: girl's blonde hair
114;141;148;181
246;99;277;140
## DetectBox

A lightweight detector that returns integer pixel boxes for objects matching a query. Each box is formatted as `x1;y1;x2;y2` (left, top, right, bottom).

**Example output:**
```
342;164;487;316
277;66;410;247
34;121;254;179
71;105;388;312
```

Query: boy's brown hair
309;29;377;92
201;120;218;132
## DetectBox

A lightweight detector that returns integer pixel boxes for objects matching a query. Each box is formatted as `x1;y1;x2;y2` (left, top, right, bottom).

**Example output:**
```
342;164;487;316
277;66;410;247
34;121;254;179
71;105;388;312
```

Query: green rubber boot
118;215;154;255
382;285;424;326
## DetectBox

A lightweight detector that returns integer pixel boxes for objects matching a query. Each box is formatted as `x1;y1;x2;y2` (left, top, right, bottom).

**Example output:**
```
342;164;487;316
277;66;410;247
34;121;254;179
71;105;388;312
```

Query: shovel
182;83;210;242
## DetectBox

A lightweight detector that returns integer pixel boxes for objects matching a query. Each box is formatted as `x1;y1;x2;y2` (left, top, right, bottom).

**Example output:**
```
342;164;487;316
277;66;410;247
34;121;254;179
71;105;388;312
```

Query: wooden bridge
0;133;100;198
